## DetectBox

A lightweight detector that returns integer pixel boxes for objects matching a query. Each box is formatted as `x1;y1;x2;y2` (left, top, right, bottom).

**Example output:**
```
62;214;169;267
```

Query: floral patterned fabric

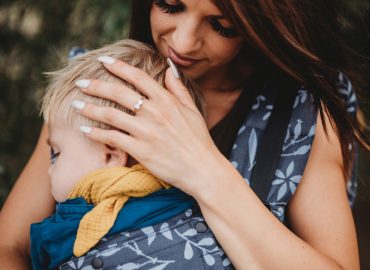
337;72;359;206
59;206;231;270
59;68;358;269
229;81;319;222
230;73;357;222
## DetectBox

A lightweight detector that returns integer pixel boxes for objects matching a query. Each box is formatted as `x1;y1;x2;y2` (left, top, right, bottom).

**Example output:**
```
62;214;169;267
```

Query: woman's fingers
76;79;146;113
164;67;200;113
73;103;145;136
97;56;165;100
81;126;139;155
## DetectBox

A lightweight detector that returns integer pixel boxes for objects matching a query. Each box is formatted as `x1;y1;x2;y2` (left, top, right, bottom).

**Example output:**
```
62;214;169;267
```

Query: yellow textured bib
67;164;171;257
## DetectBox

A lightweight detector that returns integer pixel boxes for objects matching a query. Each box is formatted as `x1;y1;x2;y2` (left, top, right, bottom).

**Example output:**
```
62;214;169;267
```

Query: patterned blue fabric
337;72;359;206
59;206;231;270
229;82;317;222
30;188;196;269
229;73;358;222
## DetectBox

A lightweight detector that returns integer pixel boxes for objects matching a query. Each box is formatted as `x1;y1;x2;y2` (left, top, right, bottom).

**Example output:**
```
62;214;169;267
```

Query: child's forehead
48;111;100;151
48;113;80;141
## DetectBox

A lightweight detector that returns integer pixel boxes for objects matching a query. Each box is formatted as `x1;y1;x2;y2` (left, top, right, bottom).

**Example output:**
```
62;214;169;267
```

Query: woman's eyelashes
153;0;238;38
50;147;60;165
153;0;184;14
209;18;238;38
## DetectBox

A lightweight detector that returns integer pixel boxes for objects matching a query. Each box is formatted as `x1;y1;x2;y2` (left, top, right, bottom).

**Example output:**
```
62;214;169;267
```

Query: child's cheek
50;165;68;202
51;177;65;202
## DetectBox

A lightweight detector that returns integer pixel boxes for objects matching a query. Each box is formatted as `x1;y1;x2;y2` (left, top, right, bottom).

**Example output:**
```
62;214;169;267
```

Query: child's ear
104;144;128;167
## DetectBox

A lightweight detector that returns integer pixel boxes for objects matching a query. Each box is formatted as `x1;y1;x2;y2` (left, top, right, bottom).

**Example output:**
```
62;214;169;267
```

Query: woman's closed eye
153;0;239;38
153;0;185;14
208;18;238;38
50;147;60;165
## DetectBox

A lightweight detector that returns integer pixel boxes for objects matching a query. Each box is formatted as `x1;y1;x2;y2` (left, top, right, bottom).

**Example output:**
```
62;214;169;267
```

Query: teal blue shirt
30;188;196;270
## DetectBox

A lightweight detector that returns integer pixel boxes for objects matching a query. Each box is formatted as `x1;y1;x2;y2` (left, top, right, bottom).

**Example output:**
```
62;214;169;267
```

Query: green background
0;1;369;268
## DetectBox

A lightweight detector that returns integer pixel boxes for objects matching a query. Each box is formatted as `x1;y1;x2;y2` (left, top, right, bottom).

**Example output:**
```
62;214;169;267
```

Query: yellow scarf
67;164;171;257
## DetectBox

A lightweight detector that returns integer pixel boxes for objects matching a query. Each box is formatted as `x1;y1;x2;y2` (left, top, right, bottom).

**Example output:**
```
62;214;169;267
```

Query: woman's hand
74;56;222;196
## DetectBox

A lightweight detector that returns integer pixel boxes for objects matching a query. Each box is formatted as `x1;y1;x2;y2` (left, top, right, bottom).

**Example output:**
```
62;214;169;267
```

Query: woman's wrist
188;149;246;207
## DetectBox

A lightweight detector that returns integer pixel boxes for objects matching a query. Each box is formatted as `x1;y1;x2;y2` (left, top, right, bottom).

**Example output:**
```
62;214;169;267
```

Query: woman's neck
196;64;253;95
202;88;242;129
195;64;254;129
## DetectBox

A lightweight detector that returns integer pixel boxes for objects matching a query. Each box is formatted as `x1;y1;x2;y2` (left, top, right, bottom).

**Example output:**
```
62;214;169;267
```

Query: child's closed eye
50;147;60;165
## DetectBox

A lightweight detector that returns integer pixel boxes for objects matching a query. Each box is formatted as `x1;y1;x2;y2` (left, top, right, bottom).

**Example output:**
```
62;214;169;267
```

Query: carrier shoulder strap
250;79;298;205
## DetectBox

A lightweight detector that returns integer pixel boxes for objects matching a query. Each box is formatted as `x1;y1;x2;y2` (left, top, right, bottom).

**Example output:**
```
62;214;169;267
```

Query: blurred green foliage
0;0;131;204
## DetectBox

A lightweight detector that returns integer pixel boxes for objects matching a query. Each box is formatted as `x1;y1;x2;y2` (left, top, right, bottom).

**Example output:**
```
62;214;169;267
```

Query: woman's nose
172;16;202;55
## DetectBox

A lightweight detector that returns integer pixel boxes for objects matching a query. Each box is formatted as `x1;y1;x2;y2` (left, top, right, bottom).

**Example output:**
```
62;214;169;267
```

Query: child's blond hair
41;39;204;129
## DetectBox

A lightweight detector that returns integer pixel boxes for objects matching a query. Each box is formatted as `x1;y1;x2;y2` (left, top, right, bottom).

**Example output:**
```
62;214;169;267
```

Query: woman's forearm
0;246;30;270
193;155;350;270
0;125;55;268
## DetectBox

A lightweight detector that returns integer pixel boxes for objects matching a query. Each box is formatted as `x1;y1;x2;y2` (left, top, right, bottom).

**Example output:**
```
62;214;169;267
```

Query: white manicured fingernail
80;126;92;134
71;100;86;110
167;58;180;79
75;79;91;88
97;55;116;65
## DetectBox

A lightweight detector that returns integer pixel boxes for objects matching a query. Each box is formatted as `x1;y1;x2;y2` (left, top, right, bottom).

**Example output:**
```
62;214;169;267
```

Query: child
30;40;205;270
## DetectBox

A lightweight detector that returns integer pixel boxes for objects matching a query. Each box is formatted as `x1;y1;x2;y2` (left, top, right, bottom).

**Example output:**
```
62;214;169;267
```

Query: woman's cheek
216;38;244;63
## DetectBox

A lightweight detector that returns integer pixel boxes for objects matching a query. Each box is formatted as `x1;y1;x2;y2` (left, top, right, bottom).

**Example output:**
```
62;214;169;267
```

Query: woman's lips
168;47;200;67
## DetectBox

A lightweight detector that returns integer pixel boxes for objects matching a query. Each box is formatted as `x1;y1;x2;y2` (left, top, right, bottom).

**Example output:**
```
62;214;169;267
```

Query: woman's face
150;0;244;80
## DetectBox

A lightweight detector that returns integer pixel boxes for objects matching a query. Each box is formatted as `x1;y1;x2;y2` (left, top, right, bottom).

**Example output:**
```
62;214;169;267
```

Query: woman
0;0;368;269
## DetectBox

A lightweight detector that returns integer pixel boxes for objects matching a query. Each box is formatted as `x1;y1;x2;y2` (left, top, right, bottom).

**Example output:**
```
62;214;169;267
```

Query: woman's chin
178;66;207;81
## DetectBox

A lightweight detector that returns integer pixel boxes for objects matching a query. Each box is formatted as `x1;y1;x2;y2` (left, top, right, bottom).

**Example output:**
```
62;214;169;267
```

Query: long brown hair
129;0;369;178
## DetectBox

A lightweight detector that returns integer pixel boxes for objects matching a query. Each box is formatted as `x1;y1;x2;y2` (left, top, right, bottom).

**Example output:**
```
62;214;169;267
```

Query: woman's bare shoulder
287;111;360;269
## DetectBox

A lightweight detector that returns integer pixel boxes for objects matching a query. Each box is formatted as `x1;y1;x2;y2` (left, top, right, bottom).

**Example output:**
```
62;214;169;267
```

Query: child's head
41;39;204;202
